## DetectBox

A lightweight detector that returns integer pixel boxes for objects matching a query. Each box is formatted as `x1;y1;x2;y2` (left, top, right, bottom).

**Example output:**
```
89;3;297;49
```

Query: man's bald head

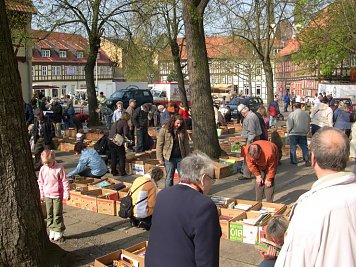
310;127;349;171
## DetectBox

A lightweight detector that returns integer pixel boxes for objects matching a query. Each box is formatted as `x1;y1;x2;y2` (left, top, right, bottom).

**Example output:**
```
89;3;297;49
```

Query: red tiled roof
277;38;299;57
32;30;112;64
160;36;282;61
5;0;36;13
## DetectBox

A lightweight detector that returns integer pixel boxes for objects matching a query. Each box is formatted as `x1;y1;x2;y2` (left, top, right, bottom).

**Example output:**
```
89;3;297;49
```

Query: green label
229;223;243;242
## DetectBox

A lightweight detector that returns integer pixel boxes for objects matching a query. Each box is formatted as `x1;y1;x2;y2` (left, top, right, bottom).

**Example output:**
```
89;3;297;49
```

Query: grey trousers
255;171;275;202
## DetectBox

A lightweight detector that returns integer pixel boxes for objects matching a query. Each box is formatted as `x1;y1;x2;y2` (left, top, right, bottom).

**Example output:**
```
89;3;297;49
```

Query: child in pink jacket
38;149;70;241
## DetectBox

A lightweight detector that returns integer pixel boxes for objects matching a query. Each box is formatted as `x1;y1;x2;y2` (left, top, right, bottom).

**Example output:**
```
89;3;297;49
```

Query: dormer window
59;50;67;58
41;49;50;57
77;52;84;59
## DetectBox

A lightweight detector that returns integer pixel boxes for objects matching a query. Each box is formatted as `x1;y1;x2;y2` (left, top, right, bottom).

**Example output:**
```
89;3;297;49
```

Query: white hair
179;151;214;183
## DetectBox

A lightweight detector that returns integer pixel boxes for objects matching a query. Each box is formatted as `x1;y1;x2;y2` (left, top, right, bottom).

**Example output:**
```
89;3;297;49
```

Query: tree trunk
263;58;274;104
182;0;221;159
85;38;100;126
170;40;189;108
0;0;54;265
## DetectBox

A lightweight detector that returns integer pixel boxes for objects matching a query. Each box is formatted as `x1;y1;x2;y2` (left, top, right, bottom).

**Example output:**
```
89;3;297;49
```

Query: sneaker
53;231;63;241
49;230;55;240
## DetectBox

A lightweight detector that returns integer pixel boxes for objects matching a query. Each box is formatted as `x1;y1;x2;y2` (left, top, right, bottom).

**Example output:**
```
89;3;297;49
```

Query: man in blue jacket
145;151;221;267
283;93;290;112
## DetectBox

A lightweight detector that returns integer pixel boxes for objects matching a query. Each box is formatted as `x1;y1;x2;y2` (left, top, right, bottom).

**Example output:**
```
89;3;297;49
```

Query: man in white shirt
112;101;125;123
276;127;356;267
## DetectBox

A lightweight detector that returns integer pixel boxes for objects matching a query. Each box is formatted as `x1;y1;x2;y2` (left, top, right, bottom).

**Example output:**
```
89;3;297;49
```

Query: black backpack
118;180;151;218
94;134;109;155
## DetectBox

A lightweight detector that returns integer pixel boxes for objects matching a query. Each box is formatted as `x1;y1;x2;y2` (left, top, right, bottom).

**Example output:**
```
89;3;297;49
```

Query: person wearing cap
157;105;170;126
31;108;55;171
126;99;137;150
238;103;262;180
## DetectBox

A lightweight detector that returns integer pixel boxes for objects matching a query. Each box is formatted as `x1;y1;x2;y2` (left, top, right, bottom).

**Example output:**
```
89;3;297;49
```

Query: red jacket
178;108;189;120
244;140;279;181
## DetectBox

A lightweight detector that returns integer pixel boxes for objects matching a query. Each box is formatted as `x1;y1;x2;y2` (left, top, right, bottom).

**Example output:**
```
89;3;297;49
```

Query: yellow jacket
131;174;157;218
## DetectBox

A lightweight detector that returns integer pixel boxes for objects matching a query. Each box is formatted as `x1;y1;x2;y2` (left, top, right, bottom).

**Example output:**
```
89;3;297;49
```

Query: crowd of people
27;90;356;267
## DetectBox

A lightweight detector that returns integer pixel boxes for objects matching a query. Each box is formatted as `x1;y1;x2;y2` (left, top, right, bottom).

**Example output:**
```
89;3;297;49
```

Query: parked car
226;96;264;120
106;87;153;110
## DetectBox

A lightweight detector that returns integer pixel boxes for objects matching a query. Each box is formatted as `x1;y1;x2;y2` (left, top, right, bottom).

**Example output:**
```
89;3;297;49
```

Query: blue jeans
78;167;105;178
284;102;289;112
164;158;182;187
311;124;321;136
289;135;309;164
259;259;276;267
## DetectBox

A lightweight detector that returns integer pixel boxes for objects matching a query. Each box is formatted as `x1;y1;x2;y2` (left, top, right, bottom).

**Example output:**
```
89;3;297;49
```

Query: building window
78;66;84;75
65;66;76;75
350;54;356;67
32;66;35;76
42;66;48;76
244;84;249;95
59;50;67;58
77;52;84;59
52;66;61;76
256;85;261;95
41;49;50;57
256;65;261;76
61;85;67;95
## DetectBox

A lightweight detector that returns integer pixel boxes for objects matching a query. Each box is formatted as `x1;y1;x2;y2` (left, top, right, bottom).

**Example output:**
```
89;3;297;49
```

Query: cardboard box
219;126;229;135
228;127;235;134
64;129;77;138
219;142;231;153
85;132;103;141
82;188;118;215
221;199;260;217
89;178;123;189
144;160;166;177
213;162;232;179
64;190;84;208
229;211;271;244
59;143;75;152
94;249;123;267
123;241;148;266
78;193;98;212
219;208;244;239
132;160;146;175
219;156;243;174
250;202;286;215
